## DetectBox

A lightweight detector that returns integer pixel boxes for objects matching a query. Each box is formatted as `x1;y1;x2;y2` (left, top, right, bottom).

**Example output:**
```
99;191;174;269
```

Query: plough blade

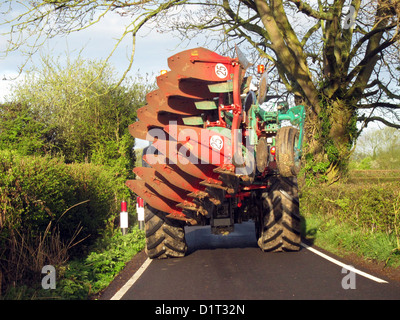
128;121;170;142
127;47;249;228
149;138;177;160
137;105;184;127
182;116;204;126
133;167;189;203
157;71;217;100
164;124;232;165
168;47;234;81
208;82;233;93
195;100;217;110
125;180;181;215
146;89;203;115
128;121;151;141
146;137;220;180
149;135;224;167
175;142;226;167
144;161;204;193
175;160;218;180
143;144;218;180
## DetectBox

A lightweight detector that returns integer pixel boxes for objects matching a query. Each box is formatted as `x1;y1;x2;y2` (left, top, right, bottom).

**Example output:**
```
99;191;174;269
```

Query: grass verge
302;213;400;268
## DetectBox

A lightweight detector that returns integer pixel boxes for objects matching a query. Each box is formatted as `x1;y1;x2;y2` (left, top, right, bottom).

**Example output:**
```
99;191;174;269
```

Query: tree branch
346;23;397;71
255;0;321;115
221;0;269;41
358;115;400;129
367;79;400;100
345;38;396;99
301;20;321;47
288;0;334;21
357;102;400;109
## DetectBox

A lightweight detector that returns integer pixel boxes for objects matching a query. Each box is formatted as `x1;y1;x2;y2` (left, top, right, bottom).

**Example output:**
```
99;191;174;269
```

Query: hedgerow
300;171;400;266
0;150;137;296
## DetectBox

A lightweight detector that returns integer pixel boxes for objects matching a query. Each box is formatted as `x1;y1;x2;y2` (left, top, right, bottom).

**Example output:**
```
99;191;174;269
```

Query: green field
347;170;400;183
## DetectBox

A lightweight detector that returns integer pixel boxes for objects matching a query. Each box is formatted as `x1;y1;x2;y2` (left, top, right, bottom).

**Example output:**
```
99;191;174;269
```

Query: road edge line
110;257;152;300
301;242;388;284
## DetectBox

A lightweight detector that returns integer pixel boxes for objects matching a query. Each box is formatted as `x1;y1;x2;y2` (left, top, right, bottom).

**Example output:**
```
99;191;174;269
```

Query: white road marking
301;242;388;284
110;258;152;300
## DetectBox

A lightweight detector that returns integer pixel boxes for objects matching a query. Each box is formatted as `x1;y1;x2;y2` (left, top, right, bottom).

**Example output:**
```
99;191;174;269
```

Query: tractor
126;47;305;259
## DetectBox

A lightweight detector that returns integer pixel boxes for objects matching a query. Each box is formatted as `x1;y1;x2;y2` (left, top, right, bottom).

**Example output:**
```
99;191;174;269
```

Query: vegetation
1;227;145;300
300;128;400;268
301;169;400;269
0;55;154;171
0;56;151;299
0;150;145;298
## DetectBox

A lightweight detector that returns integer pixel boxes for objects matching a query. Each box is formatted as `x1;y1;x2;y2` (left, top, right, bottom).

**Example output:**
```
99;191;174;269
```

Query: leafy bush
349;156;373;170
0;150;137;295
0;103;54;157
0;150;132;238
0;56;154;299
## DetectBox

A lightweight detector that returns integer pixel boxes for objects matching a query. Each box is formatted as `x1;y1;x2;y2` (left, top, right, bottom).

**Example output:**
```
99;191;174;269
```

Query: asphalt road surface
104;221;400;300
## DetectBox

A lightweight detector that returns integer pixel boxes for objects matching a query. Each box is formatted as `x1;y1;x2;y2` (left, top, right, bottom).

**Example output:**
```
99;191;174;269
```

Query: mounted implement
126;47;306;258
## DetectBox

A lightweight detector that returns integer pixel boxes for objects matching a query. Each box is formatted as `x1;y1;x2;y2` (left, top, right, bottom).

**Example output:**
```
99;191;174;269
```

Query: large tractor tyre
276;126;301;177
256;177;301;252
145;205;188;259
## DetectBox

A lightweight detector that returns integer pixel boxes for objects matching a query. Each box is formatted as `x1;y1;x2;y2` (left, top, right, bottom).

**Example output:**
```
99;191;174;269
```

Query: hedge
0;150;135;292
300;178;400;235
299;173;400;266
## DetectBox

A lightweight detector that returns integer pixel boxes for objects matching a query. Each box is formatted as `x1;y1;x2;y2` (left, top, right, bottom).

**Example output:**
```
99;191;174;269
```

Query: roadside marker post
137;197;145;230
120;201;128;235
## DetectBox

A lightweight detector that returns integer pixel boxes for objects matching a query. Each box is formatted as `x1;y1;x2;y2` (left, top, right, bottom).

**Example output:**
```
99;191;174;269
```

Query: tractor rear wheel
276;126;301;177
256;177;301;252
144;205;187;259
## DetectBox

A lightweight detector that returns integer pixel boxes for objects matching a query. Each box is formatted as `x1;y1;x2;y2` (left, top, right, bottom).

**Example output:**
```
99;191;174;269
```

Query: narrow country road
100;221;400;301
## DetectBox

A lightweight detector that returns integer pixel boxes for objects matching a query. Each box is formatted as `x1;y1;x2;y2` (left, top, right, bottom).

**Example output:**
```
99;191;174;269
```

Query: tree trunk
302;98;357;184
